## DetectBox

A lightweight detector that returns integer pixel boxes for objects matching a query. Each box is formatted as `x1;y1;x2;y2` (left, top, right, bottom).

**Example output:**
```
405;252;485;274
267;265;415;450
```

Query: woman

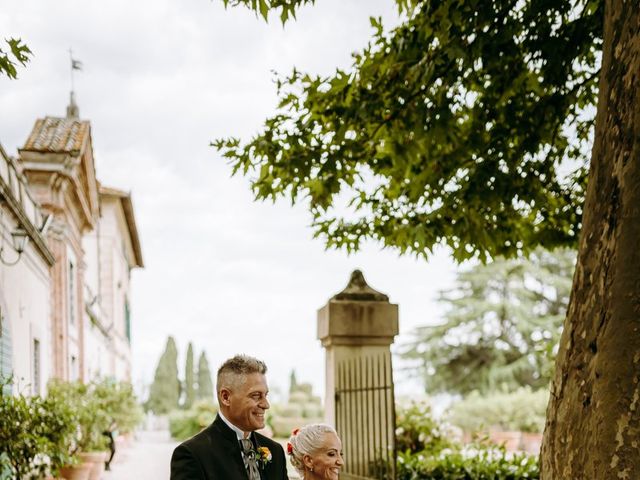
287;424;344;480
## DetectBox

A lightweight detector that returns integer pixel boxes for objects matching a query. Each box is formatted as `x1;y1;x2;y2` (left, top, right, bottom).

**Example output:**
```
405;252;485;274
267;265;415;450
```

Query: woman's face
306;432;344;480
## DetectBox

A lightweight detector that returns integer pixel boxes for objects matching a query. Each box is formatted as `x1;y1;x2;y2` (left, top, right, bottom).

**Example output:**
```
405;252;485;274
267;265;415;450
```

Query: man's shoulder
177;423;217;451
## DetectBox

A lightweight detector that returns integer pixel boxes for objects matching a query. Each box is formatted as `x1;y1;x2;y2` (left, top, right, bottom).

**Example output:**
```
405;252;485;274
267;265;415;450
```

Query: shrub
288;391;309;404
47;380;110;452
0;381;76;479
394;401;539;480
449;388;549;433
92;378;144;434
169;400;217;440
397;444;539;480
396;401;456;456
277;403;304;417
301;402;323;419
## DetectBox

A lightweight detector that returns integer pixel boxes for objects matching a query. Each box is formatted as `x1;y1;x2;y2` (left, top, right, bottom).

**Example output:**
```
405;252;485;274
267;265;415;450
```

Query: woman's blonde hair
287;423;337;477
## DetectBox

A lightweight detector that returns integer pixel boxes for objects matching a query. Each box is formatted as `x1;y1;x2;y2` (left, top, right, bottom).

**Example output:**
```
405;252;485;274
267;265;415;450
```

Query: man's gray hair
216;354;267;394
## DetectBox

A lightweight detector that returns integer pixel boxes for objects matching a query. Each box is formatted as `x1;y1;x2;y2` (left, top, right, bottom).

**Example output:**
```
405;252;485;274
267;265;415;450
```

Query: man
170;354;289;480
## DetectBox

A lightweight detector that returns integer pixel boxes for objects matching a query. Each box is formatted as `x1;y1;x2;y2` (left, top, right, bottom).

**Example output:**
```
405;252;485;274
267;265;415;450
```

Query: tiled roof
22;117;90;153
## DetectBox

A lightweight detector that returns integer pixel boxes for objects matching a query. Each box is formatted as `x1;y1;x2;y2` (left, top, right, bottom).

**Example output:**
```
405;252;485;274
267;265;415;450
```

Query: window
125;298;131;344
70;355;78;381
32;339;40;396
68;261;75;325
0;306;12;395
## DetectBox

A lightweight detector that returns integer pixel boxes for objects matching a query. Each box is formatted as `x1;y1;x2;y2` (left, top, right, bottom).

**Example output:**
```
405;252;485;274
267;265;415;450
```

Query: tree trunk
540;1;640;478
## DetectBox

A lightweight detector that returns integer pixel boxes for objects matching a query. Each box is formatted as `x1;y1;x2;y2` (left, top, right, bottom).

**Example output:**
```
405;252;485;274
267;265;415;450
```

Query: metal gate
335;353;396;480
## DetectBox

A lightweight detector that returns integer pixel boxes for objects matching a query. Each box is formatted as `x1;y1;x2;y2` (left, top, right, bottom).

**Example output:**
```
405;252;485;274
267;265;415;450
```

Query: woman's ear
302;453;313;471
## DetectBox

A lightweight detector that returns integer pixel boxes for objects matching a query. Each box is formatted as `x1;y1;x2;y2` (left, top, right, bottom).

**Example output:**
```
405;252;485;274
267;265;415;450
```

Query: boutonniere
255;446;272;468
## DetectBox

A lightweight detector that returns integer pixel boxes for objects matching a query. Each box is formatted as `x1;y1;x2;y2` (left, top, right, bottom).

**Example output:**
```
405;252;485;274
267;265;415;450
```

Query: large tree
216;0;639;476
216;0;600;262
404;247;574;395
540;3;639;477
146;336;180;415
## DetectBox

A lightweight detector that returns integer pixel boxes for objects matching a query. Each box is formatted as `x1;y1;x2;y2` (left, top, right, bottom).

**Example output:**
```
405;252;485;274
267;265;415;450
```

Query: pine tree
183;342;195;409
403;248;576;395
196;352;214;401
146;336;180;414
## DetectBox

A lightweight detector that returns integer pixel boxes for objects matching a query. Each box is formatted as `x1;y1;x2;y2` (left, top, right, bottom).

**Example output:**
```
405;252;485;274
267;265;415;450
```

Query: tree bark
541;1;640;478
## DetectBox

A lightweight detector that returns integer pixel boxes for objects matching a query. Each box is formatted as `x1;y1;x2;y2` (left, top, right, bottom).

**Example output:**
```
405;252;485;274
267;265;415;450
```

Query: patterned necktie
240;438;261;480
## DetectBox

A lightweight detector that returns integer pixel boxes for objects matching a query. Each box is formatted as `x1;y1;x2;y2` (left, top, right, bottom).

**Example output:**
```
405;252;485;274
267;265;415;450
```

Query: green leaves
1;379;76;478
395;400;540;479
216;0;603;262
219;0;317;24
146;336;181;414
402;247;575;395
0;38;32;79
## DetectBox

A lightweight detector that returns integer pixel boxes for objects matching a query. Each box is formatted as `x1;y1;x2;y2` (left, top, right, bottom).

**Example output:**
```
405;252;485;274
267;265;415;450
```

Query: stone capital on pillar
317;269;399;347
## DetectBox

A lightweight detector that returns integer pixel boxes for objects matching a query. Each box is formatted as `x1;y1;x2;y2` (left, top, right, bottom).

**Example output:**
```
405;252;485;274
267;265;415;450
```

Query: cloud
0;0;455;400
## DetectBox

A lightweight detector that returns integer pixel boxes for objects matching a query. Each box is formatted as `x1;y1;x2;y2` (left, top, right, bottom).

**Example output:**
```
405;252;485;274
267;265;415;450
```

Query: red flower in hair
287;428;300;455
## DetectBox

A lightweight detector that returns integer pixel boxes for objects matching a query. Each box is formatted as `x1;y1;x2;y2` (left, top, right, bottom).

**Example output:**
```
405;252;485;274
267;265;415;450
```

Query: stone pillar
317;270;398;478
47;224;68;380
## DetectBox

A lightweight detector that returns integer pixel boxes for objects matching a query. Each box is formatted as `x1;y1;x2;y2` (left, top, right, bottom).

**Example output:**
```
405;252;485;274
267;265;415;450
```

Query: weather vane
69;47;83;91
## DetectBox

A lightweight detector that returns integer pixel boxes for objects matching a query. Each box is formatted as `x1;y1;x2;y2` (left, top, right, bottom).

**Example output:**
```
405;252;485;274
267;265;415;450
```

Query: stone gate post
317;269;399;478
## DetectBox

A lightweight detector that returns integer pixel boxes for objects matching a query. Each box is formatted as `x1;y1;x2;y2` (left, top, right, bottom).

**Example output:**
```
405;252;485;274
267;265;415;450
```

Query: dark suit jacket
170;415;289;480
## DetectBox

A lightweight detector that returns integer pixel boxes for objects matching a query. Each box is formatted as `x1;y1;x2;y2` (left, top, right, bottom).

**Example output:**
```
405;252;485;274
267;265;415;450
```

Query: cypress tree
146;336;180;414
289;369;298;394
183;342;195;409
196;351;214;401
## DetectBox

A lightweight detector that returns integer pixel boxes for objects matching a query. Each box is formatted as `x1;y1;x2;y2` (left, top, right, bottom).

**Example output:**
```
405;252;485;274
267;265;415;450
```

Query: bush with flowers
397;443;539;480
47;379;111;452
394;401;539;479
395;401;457;456
0;378;76;479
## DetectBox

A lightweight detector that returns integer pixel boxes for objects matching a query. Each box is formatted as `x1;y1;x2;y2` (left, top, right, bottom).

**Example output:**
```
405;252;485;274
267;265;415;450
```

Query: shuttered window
0;305;12;395
32;338;40;396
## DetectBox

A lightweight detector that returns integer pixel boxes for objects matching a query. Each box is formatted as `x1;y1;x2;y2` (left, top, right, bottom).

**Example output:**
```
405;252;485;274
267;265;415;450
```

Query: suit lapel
211;415;249;479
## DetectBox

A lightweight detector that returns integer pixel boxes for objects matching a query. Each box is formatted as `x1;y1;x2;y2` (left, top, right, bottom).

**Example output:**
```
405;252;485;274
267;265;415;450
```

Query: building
0;143;55;395
0;94;143;393
83;185;143;381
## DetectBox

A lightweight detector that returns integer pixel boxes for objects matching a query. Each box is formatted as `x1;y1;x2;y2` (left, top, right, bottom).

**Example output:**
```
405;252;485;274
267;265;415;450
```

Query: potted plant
47;380;109;480
0;379;75;479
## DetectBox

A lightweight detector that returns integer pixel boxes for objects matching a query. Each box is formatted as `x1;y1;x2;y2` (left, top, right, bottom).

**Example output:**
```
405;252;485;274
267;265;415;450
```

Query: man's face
221;373;270;433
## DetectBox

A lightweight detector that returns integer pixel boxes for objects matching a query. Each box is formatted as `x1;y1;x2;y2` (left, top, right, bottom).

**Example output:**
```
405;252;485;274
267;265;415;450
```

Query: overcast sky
1;0;462;401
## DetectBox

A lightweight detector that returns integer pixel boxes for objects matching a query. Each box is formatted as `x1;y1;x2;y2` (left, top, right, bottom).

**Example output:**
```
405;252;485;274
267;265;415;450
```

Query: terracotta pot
79;452;107;480
521;432;543;454
488;430;522;451
59;462;92;480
